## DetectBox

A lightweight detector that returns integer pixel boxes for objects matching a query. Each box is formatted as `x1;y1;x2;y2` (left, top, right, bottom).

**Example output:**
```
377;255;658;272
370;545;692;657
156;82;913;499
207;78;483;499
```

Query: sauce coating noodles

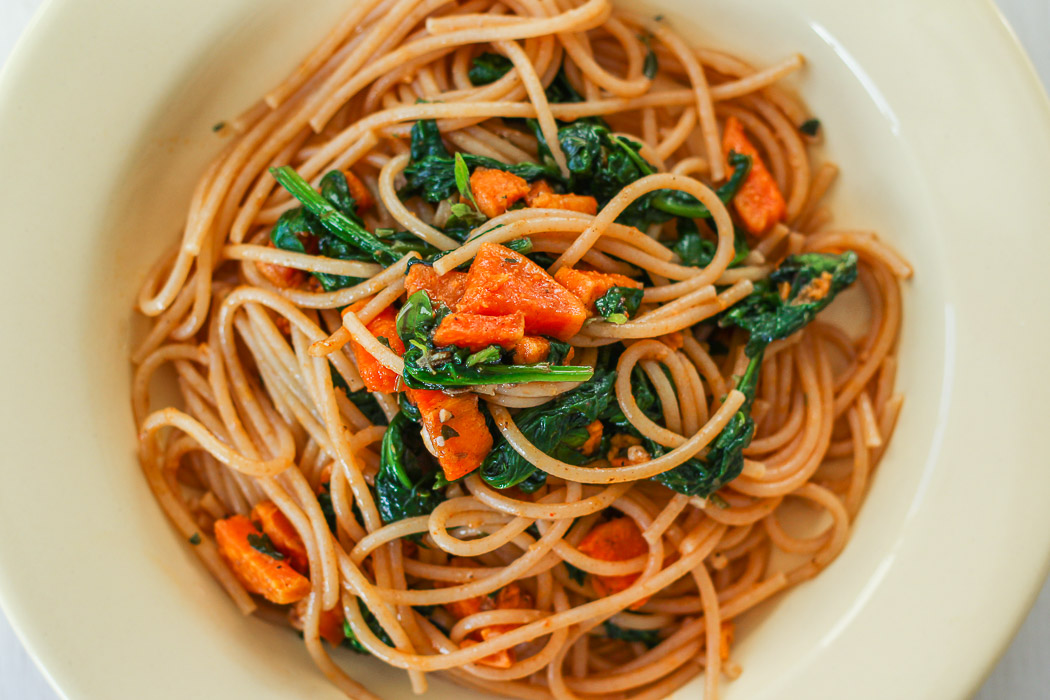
131;1;910;698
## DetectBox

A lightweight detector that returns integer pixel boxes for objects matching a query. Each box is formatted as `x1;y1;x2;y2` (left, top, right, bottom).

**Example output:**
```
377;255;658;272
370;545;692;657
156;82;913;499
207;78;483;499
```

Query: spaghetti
131;0;910;698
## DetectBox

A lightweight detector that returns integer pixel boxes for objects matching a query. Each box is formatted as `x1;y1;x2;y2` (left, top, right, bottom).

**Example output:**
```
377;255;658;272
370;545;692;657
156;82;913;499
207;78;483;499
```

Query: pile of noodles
130;0;911;697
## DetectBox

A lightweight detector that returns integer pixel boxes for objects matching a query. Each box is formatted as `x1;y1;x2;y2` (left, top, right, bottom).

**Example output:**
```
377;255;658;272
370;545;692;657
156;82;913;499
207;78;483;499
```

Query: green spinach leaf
672;218;749;269
481;371;617;491
342;600;395;654
604;621;662;649
650;151;752;220
654;252;859;497
594;286;643;324
376;412;445;524
247;532;284;560
270;166;399;267
401;120;559;203
468;52;514;85
396;291;594;389
720;251;859;357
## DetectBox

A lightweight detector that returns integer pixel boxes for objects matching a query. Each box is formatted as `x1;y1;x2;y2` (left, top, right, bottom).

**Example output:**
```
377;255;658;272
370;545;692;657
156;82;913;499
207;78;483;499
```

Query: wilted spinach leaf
342;600;395;654
376;412;445;524
595;286;643;324
481;371;617;492
469;52;513;85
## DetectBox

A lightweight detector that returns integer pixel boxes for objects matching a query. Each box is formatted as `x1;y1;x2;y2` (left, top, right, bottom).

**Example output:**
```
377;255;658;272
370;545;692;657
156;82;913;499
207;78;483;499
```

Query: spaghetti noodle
131;1;910;698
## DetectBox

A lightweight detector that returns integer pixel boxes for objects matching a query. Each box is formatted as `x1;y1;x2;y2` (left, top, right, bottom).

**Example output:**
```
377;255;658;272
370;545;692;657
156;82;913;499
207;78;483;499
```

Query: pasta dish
130;0;910;697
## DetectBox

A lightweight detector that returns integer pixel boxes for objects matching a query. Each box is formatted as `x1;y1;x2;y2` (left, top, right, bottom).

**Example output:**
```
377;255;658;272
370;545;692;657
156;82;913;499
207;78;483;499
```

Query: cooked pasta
130;0;910;698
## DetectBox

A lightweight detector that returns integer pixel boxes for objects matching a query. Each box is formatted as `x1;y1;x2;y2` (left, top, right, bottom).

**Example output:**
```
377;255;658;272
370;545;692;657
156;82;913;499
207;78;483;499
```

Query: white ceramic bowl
1;0;1049;698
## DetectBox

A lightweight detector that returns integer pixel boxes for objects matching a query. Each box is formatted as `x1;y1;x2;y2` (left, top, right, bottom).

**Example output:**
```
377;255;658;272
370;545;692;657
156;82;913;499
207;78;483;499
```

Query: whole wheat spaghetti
131;1;910;698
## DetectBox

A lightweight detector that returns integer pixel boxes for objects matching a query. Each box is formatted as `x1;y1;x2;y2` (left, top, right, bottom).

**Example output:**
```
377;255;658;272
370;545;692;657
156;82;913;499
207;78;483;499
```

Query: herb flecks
247;532;285;560
799;118;821;136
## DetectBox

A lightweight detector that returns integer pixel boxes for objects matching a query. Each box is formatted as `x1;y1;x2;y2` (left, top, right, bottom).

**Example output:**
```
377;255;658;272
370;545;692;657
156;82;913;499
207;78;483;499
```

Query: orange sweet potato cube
251;501;309;574
469;167;531;218
405;264;468;310
512;336;551;365
347;301;406;393
214;515;311;605
410;389;493;481
526;180;598;215
343;169;374;211
553;267;643;313
723;116;786;235
577;517;650;609
456;243;587;341
433;312;525;351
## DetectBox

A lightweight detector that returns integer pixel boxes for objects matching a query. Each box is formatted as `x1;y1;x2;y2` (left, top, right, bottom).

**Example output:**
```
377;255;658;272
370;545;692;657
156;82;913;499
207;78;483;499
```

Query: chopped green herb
637;33;658;80
317;483;338;533
247;532;284;560
503;237;533;254
799;118;821;136
708;493;730;509
643;48;659;79
465;345;502;367
565;561;588;586
188;532;202;545
440;424;460;440
595;286;643;324
453;152;479;209
604;621;662;649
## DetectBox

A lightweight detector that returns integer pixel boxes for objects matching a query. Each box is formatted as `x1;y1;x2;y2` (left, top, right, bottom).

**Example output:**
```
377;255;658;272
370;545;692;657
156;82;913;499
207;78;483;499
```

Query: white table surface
1;0;1049;698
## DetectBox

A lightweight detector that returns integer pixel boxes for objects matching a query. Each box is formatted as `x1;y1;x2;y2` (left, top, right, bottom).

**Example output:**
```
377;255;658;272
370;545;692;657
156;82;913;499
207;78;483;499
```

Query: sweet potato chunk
525;181;598;215
440;565;532;670
256;240;307;289
347;300;406;393
577;517;650;609
469;167;530;218
512;336;550;365
214;514;311;605
410;389;493;481
658;331;684;350
456;243;586;341
343;169;374;211
553;267;643;313
438;557;487;620
289;599;346;646
719;621;734;661
433;312;525;351
723;116;786;234
405;264;468;310
524;179;554;204
251;501;309;574
581;420;603;456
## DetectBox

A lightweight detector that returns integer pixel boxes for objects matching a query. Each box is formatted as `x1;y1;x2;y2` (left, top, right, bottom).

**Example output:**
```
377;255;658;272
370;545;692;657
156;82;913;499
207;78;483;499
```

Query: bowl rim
2;0;1050;698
